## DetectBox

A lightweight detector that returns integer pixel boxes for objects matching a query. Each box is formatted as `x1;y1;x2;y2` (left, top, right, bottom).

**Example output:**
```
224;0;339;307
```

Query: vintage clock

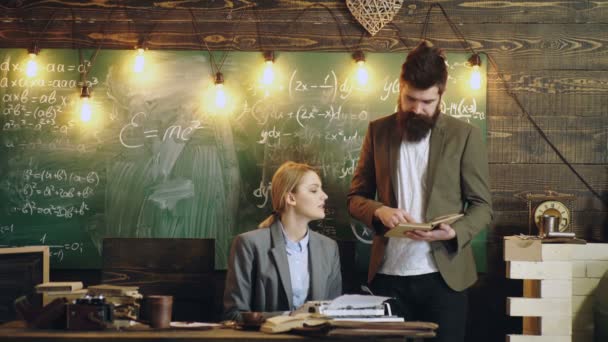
517;190;575;237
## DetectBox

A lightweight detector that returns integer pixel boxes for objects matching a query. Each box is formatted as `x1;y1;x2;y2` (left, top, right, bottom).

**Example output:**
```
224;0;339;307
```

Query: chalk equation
4;137;87;153
37;233;85;262
49;242;84;262
12;200;90;218
20;183;95;199
257;125;362;147
442;98;486;121
23;169;100;187
238;101;369;127
2;89;75;135
287;70;399;103
253;180;272;208
119;111;206;148
0;224;14;235
289;70;339;102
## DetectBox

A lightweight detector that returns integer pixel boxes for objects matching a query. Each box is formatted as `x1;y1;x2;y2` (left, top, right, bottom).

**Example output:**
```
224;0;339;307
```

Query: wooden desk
0;321;428;341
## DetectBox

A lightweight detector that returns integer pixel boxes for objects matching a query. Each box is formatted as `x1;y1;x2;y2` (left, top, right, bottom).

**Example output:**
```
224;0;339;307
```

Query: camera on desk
66;295;114;330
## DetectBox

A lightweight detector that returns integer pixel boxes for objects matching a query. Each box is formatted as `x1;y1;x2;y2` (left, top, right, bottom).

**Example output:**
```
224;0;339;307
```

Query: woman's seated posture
223;161;342;321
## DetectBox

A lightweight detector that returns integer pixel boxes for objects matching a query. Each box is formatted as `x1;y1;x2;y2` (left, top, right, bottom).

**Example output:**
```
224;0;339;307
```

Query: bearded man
347;41;493;342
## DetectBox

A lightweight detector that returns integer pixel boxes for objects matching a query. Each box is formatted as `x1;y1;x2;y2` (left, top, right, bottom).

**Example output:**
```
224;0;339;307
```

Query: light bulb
261;60;274;85
356;60;369;86
133;48;145;73
26;53;38;78
470;65;481;90
79;86;93;122
215;83;226;109
80;97;92;122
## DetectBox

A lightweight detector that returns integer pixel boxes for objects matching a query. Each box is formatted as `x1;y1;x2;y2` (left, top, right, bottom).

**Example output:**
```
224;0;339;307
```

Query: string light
79;85;93;122
261;51;275;85
133;39;146;73
25;43;40;78
352;50;369;86
214;72;227;109
467;53;482;90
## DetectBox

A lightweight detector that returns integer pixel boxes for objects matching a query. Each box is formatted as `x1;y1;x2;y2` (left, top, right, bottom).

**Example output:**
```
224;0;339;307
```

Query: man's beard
399;105;441;142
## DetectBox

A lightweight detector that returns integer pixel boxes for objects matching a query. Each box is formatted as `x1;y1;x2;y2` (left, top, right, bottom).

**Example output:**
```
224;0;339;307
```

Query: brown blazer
347;112;492;291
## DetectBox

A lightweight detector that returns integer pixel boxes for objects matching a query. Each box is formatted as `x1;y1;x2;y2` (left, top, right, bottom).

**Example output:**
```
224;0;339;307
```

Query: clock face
534;200;570;232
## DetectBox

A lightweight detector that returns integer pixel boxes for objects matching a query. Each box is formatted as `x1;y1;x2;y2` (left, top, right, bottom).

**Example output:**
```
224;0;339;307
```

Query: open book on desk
385;213;464;237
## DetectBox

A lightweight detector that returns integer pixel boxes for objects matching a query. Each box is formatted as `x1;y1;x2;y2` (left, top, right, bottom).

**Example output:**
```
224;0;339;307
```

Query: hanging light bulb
468;53;482;90
25;44;40;78
261;51;275;86
79;86;93;122
133;39;146;73
214;72;227;109
353;50;369;86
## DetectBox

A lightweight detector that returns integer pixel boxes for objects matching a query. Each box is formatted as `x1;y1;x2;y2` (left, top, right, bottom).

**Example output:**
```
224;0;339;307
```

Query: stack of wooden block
504;236;573;342
571;243;608;341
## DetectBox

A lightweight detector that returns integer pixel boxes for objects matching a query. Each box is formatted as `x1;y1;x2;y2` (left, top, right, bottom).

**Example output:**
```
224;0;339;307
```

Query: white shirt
279;221;310;310
378;132;439;276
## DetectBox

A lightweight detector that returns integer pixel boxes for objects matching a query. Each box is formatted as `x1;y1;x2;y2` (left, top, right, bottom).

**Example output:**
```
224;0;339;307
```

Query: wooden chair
0;246;49;322
101;238;215;322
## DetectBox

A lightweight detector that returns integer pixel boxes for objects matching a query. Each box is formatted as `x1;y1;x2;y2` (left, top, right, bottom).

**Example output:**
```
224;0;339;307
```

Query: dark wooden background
2;1;607;340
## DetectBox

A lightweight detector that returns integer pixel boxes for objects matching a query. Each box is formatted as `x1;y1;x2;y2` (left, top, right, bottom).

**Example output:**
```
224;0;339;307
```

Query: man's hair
400;41;448;94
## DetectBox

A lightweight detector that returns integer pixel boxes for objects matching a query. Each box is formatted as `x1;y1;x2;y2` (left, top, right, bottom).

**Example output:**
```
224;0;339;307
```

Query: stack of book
87;284;142;321
35;281;87;305
315;294;404;322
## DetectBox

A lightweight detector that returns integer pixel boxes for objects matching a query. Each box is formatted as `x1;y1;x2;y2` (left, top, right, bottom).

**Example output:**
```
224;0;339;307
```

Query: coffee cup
140;295;173;329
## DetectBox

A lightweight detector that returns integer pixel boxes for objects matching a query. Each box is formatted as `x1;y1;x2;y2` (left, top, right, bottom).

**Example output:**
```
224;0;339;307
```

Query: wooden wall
2;0;607;339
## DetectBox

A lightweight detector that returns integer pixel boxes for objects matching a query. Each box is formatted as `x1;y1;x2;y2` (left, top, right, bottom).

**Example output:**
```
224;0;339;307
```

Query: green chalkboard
0;49;487;270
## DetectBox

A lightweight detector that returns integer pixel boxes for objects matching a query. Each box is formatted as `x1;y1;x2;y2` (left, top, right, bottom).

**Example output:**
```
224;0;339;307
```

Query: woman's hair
258;161;317;228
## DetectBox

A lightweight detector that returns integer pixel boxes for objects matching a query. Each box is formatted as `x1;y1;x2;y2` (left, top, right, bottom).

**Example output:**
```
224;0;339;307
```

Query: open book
385;213;463;238
260;313;327;333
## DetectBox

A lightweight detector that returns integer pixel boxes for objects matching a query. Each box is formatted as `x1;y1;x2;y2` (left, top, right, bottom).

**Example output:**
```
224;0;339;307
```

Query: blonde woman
223;161;342;322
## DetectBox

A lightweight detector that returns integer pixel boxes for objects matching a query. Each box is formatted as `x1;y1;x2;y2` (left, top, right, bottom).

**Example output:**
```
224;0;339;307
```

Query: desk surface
0;321;428;342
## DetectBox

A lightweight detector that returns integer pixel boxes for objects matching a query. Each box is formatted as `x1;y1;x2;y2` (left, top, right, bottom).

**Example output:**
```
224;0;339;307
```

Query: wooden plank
102;238;214;272
488;71;608;117
507;336;571;342
507;297;571;316
487;116;608;164
572;243;608;260
2;18;608;69
572;261;586;278
504;237;542;261
101;238;216;322
490;190;606;213
489;164;608;220
540;280;572;298
519;281;542;338
0;0;604;24
504;239;575;262
540;316;572;336
490;165;608;194
507;261;572;280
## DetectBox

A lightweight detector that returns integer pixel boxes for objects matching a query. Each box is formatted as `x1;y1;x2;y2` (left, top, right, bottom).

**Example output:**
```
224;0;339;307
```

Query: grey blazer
222;220;342;321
